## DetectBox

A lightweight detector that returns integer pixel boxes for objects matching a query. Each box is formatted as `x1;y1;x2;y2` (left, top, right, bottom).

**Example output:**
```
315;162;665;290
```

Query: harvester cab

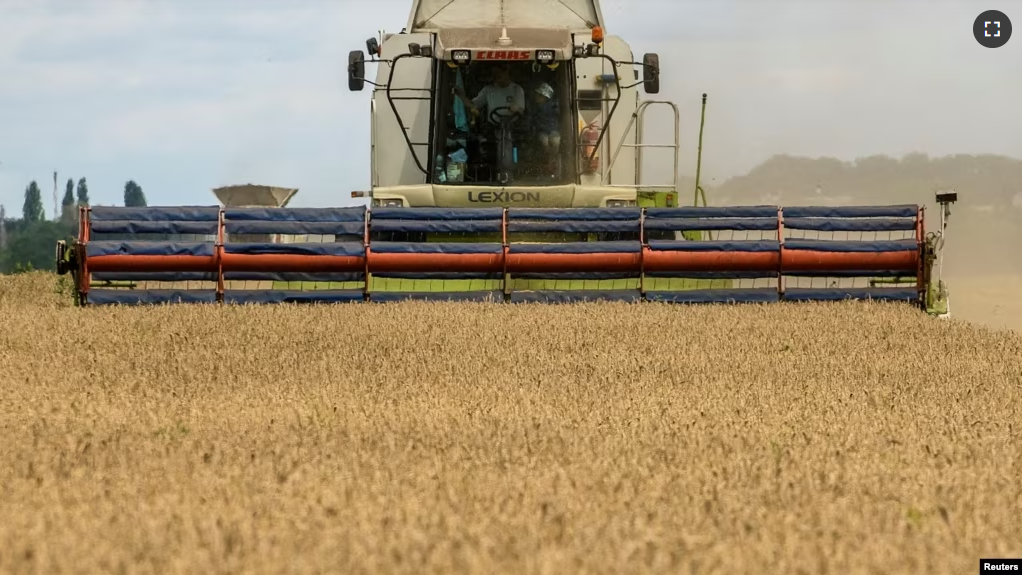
54;0;954;314
347;0;671;209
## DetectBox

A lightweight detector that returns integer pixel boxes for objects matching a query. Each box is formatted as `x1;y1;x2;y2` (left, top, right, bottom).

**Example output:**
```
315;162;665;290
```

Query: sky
0;0;1019;212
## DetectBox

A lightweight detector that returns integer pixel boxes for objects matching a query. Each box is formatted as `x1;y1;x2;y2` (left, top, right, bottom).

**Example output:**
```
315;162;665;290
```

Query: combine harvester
55;0;954;314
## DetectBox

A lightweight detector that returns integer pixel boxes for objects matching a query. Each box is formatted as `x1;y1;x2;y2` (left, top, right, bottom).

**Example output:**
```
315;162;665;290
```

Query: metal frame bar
916;205;925;304
603;100;680;190
385;53;434;176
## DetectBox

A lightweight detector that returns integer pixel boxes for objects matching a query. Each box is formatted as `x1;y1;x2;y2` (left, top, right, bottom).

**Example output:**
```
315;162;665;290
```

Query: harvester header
54;0;954;315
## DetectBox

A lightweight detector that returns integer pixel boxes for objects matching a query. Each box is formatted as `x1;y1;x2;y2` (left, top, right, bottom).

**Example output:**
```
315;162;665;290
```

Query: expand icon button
974;10;1012;48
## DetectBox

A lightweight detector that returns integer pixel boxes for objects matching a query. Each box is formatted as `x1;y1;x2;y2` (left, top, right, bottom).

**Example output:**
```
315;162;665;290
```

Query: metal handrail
603;100;680;190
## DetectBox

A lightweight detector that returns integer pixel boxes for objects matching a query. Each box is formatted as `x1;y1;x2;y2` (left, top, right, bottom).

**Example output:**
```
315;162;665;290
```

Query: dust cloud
937;212;1020;332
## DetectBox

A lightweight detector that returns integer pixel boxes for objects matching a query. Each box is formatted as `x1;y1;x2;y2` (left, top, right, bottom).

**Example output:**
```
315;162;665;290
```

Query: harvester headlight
535;49;555;64
450;49;471;64
373;198;404;207
606;200;637;208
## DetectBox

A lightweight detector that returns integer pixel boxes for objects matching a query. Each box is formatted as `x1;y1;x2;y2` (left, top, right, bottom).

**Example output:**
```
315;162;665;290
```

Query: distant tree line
1;178;147;273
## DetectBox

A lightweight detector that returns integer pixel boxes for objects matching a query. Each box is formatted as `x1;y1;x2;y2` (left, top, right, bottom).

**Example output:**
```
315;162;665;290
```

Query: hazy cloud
0;0;1018;210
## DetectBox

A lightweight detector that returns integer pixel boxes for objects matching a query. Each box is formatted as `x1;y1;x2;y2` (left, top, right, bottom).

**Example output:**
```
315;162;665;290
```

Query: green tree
61;178;76;223
76;177;90;206
0;219;76;273
62;178;75;207
123;180;147;207
22;181;44;222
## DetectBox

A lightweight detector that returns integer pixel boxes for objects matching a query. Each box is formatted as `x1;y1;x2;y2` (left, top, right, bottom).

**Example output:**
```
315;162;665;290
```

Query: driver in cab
454;63;525;123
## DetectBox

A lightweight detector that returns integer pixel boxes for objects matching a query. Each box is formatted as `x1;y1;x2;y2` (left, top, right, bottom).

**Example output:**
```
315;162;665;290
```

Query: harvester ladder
603;100;680;190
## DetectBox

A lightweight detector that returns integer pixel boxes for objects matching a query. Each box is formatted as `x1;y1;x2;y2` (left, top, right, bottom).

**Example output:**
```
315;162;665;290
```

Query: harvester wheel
348;50;366;91
642;53;660;94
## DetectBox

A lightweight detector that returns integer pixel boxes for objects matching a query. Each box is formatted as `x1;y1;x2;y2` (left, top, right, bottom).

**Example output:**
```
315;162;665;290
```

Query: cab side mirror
642;53;659;94
348;50;366;91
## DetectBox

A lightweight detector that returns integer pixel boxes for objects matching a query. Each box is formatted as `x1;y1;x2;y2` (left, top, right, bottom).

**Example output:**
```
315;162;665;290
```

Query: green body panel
368;277;501;291
364;276;722;292
869;276;950;317
926;297;949;316
637;190;674;208
924;280;949;316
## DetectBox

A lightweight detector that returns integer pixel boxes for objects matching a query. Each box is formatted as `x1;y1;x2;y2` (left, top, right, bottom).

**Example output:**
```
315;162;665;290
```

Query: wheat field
0;272;1019;574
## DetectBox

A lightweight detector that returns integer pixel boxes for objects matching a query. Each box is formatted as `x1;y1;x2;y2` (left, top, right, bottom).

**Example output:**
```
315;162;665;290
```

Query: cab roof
407;0;604;32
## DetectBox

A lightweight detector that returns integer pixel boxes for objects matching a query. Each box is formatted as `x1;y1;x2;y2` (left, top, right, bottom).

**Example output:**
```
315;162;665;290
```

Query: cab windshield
431;60;576;186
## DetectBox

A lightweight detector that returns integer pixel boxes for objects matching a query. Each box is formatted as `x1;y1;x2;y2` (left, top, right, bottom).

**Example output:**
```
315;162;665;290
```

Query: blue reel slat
783;217;916;232
89;220;220;235
89;206;221;221
510;290;642;303
86;241;215;257
224;207;366;222
87;289;218;305
784;269;913;278
783;239;918;253
783;205;918;218
507;208;642;220
221;290;365;304
91;272;216;281
782;287;918;301
507;220;639;233
643;217;777;231
222;242;365;257
369;220;502;233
